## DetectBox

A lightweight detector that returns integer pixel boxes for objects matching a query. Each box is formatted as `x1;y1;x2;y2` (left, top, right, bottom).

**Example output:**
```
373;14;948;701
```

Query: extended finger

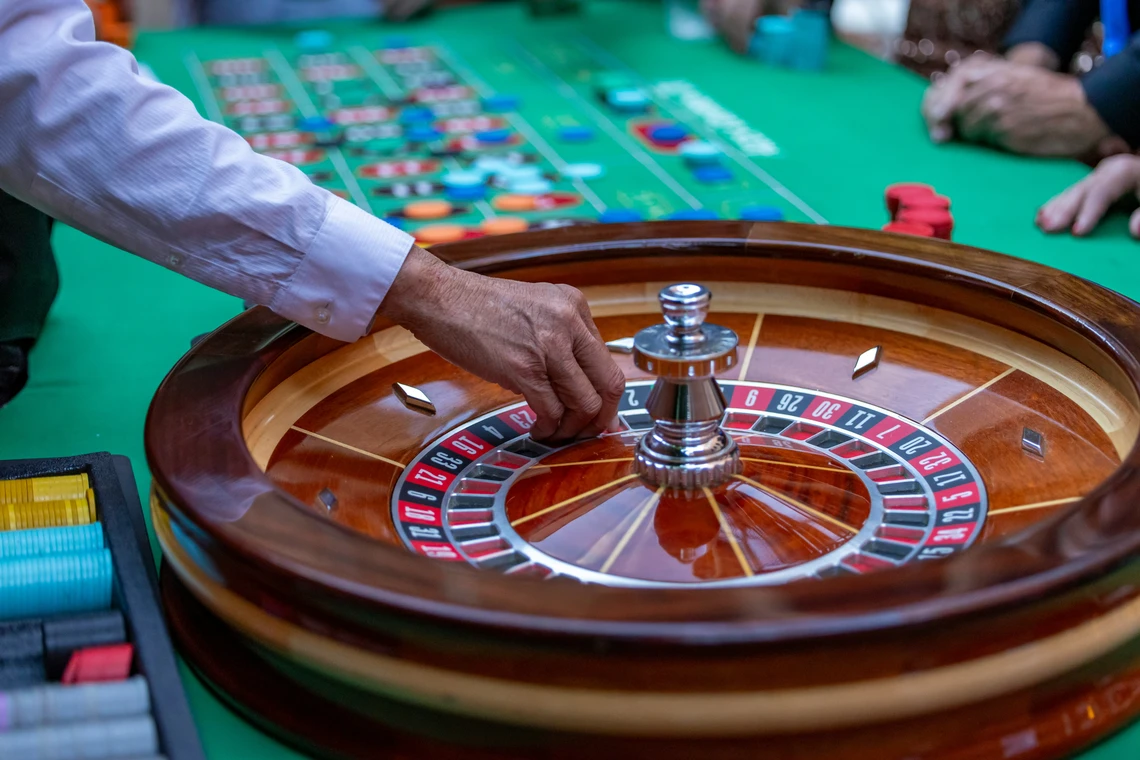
545;344;606;442
1036;182;1089;233
570;323;625;438
725;0;761;54
519;374;567;442
1072;181;1120;236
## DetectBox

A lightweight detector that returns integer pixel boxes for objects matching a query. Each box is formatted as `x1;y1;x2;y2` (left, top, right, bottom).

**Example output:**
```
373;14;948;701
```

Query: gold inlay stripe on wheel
510;474;640;528
733;474;858;534
703;487;754;577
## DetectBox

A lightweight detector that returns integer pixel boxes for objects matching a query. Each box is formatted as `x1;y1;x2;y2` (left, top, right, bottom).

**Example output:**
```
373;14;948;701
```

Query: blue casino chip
739;204;785;222
664;209;720;221
446;185;488;201
399;107;436;125
483;94;521;112
405;125;442;142
598;209;645;223
649;124;687;143
297;116;334;132
693;165;733;184
295;30;334;53
475;128;513;144
557;126;595;143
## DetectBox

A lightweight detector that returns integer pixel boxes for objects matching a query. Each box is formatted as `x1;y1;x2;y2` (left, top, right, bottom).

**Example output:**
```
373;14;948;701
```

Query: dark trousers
0;190;58;345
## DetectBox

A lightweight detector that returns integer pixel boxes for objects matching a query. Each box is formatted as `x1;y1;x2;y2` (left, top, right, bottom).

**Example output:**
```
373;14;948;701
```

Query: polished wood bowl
148;222;1140;759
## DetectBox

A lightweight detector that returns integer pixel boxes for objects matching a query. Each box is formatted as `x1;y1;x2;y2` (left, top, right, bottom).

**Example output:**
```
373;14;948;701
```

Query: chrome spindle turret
632;284;741;489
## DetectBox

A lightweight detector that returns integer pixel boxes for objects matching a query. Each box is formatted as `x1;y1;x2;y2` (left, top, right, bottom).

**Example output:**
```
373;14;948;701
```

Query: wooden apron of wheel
147;221;1140;760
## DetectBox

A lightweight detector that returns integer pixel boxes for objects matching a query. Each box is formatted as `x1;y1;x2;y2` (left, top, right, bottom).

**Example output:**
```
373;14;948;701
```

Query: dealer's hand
1037;154;1140;238
379;247;625;442
701;0;765;54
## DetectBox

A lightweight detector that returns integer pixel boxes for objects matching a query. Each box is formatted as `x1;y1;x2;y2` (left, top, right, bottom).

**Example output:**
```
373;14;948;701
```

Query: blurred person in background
182;0;435;25
921;0;1139;159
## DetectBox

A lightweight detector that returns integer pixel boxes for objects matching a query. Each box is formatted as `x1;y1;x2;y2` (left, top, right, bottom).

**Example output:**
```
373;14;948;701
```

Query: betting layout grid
186;35;794;243
0;455;204;760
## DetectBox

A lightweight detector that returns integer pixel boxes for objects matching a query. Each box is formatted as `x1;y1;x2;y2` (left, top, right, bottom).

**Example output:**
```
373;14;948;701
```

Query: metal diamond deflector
317;488;338;513
853;346;881;379
393;382;436;415
1022;427;1045;458
605;337;635;354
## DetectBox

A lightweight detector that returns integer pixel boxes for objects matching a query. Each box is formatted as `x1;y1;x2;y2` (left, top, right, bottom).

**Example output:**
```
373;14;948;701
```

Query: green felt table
1;1;1138;757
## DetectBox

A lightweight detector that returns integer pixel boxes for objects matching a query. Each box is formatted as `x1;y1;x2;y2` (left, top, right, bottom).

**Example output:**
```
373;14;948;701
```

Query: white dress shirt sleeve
0;0;415;342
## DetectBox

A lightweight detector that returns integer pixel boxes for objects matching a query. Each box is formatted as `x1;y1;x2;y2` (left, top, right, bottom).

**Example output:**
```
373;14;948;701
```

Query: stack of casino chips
748;6;831;71
882;183;953;240
0;473;163;760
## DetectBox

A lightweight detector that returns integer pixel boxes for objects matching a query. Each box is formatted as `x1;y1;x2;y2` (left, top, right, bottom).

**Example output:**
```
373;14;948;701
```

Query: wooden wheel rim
146;221;1140;644
154;504;1140;735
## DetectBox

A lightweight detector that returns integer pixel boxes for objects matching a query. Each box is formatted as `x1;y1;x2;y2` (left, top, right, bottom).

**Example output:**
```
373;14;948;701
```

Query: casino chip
492;193;538;212
404;199;454;220
885;182;935;217
594;71;635;93
665;209;719;221
405;125;442;142
399;107;436;125
557;126;595;143
562;163;605;180
381;216;406;230
475;129;512;144
442;171;485;189
481;217;530;235
882;221;936;237
483;94;521;112
679;140;721;165
295;30;334;53
446;185;487;202
598;209;645;223
414;224;467;244
297;116;335;133
897;207;953;240
494;165;542;184
606;88;651;112
472;156;512;176
693;165;733;184
509;179;553;195
648;124;687;143
739;204;785;222
899;193;951;213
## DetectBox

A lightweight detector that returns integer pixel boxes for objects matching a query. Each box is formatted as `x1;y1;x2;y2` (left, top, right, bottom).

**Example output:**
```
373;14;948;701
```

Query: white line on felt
183;52;226;123
573;35;828;225
264;49;372;211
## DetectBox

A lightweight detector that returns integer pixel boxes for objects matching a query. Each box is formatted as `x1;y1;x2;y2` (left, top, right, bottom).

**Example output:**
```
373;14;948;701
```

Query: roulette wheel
148;222;1140;759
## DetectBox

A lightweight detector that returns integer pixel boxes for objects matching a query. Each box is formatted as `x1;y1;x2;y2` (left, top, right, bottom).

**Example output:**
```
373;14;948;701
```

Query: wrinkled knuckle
603;371;626;399
581;394;604;418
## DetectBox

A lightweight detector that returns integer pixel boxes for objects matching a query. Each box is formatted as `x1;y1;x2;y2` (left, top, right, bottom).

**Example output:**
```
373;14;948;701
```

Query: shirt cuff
271;196;415;342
